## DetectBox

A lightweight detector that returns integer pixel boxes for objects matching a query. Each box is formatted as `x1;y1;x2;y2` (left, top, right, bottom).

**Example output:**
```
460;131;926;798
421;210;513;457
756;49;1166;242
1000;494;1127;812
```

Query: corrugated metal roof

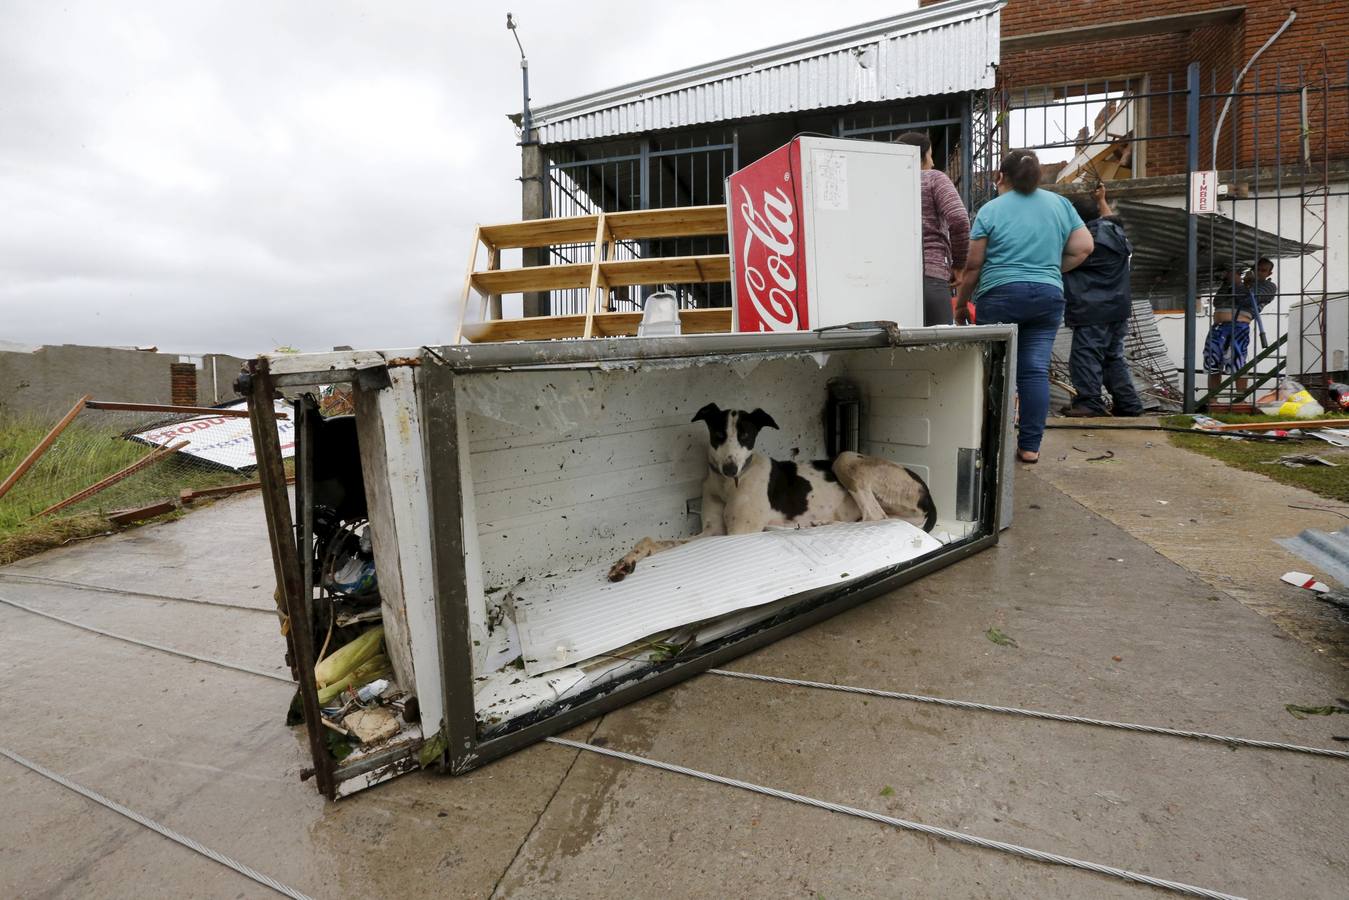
527;0;1005;145
1277;528;1349;589
1113;199;1323;303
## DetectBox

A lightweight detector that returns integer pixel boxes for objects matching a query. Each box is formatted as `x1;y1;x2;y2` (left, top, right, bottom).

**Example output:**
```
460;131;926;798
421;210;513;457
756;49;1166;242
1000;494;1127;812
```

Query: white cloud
1;0;913;355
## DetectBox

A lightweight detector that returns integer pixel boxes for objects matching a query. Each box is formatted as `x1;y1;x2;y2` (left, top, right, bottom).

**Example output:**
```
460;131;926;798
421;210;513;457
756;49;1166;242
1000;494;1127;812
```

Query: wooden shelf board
470;263;593;294
599;255;730;287
478;216;600;249
605;205;729;240
460;307;733;343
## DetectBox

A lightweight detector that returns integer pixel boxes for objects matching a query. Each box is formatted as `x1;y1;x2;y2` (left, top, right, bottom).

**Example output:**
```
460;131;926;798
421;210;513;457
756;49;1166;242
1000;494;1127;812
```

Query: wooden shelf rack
455;205;732;343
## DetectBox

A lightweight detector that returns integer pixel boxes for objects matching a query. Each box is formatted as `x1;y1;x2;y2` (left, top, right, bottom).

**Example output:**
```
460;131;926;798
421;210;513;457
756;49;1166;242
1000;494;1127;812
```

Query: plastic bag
1257;379;1325;418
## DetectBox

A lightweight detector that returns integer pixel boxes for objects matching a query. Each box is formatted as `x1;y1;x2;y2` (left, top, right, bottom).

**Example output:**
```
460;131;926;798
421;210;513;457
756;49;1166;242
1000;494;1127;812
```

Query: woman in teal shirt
955;150;1094;463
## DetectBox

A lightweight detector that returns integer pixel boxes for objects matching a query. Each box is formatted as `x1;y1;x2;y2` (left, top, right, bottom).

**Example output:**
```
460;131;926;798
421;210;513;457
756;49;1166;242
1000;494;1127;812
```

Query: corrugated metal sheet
1277;529;1349;588
1050;297;1183;412
1113;199;1322;303
529;0;1004;145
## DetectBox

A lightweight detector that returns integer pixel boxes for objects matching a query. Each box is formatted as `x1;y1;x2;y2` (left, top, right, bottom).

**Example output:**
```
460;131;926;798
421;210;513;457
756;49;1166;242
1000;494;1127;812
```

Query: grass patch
1163;414;1349;504
0;414;252;564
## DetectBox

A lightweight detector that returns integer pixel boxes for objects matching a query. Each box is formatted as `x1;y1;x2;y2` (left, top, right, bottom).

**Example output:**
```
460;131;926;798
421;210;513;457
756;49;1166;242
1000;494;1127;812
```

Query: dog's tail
913;472;937;533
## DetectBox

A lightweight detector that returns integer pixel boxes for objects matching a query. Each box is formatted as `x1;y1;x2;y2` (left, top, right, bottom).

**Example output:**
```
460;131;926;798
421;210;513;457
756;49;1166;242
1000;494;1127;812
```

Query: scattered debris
1264;454;1338;469
1307;429;1349;448
108;500;179;526
1284;702;1349;720
1287;503;1349;520
419;728;449;768
985;627;1018;648
1282;572;1329;593
343;707;401;744
1112;656;1123;662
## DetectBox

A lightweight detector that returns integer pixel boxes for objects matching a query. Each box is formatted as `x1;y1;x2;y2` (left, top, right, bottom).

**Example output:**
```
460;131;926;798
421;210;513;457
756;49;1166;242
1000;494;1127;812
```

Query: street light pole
507;14;532;145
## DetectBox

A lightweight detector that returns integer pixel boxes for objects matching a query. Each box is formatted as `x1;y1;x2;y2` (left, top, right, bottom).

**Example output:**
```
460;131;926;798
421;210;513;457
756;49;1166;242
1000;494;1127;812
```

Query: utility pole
508;13;548;316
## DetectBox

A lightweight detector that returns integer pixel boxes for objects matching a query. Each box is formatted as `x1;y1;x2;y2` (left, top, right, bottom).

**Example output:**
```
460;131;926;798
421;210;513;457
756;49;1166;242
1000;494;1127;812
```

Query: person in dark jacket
1061;186;1144;417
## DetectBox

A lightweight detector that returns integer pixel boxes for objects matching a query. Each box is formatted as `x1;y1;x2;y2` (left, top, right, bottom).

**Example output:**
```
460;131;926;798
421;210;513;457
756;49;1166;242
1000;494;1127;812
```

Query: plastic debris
1265;454;1338;468
356;678;391;703
1281;571;1329;593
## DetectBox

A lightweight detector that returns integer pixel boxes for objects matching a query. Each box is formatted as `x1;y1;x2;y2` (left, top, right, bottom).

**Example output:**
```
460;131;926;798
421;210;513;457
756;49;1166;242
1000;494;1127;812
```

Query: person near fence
956;149;1093;464
1203;264;1257;391
1061;186;1144;418
1249;257;1278;309
897;131;970;327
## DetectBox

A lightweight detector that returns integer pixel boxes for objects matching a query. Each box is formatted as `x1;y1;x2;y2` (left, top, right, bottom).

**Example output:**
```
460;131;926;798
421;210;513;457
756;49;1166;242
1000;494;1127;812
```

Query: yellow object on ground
314;626;384;688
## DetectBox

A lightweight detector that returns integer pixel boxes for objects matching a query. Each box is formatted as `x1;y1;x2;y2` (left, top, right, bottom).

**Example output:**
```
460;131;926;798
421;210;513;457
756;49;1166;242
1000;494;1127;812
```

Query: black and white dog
608;403;936;581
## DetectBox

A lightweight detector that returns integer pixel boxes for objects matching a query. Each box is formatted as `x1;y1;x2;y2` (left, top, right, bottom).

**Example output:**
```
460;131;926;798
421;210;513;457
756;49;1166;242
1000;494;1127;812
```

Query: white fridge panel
799;138;923;329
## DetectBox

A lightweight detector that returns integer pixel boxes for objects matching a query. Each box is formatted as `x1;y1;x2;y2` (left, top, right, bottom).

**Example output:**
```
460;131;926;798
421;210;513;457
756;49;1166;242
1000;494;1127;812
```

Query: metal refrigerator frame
245;324;1016;798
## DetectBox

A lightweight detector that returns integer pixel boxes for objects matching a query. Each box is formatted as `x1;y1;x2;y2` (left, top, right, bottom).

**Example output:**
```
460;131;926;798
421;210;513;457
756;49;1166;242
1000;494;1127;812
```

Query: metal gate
982;60;1349;412
544;131;737;315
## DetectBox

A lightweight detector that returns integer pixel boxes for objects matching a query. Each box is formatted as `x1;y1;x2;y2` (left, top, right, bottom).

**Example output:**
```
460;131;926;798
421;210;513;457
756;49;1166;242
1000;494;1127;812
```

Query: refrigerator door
798;137;923;330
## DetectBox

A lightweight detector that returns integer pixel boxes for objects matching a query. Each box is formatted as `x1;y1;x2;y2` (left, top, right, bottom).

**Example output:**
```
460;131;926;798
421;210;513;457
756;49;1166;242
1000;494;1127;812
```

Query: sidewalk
1;477;1346;898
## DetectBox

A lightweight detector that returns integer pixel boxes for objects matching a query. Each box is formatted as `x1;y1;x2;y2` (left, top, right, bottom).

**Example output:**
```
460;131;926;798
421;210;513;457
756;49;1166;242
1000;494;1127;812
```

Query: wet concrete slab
1033;422;1349;665
1;477;1346;899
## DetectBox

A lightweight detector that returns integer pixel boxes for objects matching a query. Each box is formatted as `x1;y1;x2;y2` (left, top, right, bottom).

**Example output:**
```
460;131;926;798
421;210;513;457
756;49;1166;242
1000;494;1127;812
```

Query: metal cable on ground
0;747;314;900
0;594;291;683
547;736;1245;900
0;572;274;614
709;669;1349;760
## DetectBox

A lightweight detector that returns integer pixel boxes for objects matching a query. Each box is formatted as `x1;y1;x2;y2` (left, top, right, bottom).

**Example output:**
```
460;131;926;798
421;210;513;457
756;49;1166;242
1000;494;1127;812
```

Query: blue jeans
974;282;1066;453
1069;321;1143;415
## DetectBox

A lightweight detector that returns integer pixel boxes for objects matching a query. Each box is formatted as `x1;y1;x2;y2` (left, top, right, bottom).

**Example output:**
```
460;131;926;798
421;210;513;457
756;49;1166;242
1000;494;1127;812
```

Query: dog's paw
607;558;636;582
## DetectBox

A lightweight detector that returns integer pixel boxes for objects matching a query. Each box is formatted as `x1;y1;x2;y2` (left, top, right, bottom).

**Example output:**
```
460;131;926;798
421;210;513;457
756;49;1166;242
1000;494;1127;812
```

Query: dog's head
692;403;778;480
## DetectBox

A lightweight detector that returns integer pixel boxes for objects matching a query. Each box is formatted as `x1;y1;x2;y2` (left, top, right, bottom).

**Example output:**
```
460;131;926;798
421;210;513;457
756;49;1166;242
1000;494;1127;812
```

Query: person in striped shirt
897;132;970;326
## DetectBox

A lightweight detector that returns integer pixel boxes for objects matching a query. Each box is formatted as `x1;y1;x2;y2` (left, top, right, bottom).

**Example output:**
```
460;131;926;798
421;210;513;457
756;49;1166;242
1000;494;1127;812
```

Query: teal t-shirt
969;190;1085;299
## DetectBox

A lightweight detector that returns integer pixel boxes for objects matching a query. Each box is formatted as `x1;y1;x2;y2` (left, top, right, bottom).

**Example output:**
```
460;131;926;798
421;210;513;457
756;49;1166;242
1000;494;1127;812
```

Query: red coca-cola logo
736;180;801;331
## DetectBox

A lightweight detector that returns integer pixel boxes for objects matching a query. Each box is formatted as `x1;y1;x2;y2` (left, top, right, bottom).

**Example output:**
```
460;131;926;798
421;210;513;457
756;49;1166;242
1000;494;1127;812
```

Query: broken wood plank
0;394;91;502
33;440;189;519
179;476;295;504
84;400;269;418
108;500;179;526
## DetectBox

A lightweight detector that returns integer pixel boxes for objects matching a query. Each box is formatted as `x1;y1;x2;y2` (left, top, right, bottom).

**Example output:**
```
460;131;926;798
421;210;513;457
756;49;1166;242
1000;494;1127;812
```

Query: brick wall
169;363;198;407
925;0;1348;175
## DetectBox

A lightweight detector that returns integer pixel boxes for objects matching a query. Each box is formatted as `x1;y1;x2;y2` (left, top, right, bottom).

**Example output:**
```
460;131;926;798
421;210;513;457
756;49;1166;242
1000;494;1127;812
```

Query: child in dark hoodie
1061;186;1144;417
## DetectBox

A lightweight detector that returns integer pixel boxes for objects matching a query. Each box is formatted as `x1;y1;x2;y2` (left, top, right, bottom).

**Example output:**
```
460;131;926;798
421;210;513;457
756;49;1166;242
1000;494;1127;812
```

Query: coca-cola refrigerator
728;136;924;333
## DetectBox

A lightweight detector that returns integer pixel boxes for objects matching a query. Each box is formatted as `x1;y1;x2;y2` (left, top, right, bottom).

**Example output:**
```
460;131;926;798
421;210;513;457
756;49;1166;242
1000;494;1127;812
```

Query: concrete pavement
1;446;1346;898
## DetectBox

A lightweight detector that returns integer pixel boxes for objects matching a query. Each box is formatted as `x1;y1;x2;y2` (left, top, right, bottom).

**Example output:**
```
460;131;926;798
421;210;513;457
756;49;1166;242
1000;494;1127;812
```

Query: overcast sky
2;0;915;355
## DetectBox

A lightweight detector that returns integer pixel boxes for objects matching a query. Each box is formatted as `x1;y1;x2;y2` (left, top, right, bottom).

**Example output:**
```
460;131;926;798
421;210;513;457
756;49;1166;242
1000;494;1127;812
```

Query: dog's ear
746;408;778;431
692;402;721;425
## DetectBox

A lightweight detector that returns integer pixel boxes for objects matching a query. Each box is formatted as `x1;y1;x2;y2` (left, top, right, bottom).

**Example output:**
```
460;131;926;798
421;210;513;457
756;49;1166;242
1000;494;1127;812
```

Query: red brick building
927;0;1349;178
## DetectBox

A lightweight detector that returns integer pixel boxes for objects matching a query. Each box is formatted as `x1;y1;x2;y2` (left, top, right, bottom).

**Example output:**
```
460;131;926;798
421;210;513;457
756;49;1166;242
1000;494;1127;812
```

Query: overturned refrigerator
245;325;1016;798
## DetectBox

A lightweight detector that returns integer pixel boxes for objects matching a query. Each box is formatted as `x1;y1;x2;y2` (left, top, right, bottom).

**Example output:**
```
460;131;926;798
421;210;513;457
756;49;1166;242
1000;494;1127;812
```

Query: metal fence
982;60;1349;411
544;130;737;315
